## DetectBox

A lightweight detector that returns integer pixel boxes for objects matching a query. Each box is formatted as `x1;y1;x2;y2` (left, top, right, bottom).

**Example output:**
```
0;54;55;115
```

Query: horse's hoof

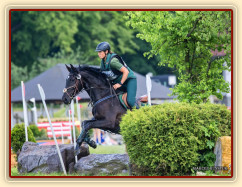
89;140;97;149
74;145;81;156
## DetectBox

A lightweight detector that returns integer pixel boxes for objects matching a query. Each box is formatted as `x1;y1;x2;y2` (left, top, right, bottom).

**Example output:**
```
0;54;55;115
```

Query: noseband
63;74;118;106
63;78;84;100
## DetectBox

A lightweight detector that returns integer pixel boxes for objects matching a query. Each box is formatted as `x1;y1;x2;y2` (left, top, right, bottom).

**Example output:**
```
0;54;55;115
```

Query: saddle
118;93;148;110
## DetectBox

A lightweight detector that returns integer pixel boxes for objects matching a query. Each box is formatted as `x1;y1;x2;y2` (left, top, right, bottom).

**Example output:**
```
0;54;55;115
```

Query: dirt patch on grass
11;151;17;168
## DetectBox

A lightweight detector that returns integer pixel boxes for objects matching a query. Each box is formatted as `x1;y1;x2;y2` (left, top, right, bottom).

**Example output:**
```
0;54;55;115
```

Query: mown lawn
11;167;129;176
90;144;126;154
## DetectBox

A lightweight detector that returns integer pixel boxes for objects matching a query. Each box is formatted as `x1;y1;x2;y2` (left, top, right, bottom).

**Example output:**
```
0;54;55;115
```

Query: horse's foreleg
74;119;98;156
83;132;97;148
77;119;96;143
74;128;87;156
74;119;115;156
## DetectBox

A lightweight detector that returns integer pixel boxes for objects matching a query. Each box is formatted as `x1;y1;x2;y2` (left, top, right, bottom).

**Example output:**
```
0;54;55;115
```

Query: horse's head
62;64;83;104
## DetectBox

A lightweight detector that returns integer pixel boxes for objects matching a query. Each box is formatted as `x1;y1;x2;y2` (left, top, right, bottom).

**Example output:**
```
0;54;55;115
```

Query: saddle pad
118;93;149;110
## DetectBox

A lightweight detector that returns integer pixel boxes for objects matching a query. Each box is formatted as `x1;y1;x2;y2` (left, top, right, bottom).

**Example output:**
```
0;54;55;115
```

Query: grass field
90;144;126;154
11;167;129;176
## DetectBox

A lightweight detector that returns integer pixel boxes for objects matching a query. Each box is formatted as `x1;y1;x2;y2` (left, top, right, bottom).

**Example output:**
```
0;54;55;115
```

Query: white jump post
71;100;78;163
76;96;81;128
37;84;67;175
69;109;73;144
146;74;152;106
29;98;38;126
21;81;28;142
11;103;14;130
61;123;64;144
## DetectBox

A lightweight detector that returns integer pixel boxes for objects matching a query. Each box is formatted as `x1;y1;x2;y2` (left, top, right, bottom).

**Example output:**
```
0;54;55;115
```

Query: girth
93;95;116;108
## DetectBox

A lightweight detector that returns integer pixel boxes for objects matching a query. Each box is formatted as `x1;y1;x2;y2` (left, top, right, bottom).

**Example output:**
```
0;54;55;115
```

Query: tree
71;11;138;62
126;11;231;103
11;10;178;90
11;11;80;70
124;36;178;76
11;63;28;89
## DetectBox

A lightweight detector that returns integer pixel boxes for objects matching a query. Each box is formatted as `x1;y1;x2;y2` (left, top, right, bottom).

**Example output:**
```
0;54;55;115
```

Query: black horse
62;64;131;155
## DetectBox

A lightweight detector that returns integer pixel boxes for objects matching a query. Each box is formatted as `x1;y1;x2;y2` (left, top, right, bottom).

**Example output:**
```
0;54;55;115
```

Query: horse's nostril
62;97;68;104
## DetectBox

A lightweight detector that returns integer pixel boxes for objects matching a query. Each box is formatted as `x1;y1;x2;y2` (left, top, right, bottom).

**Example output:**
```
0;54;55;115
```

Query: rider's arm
119;67;129;85
110;58;130;85
110;58;129;89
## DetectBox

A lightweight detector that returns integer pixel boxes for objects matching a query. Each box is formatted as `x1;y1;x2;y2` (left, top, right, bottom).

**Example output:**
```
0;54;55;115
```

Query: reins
63;79;81;100
63;76;119;107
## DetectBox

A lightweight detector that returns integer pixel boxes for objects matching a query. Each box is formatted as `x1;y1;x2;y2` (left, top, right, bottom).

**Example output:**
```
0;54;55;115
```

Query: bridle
63;75;84;100
63;74;119;106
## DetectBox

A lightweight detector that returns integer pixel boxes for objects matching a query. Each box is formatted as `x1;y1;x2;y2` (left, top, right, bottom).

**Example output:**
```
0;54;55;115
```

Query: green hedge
29;124;48;140
11;124;36;153
120;103;231;176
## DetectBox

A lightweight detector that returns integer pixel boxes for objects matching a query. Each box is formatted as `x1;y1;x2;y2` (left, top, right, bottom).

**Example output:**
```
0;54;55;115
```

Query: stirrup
135;102;140;109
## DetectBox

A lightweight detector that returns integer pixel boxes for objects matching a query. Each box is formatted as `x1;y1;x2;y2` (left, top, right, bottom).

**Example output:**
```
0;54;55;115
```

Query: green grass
53;107;66;118
89;144;126;154
11;167;129;176
53;102;89;118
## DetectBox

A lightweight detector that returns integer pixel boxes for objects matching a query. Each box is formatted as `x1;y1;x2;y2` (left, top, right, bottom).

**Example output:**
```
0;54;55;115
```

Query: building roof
11;64;174;103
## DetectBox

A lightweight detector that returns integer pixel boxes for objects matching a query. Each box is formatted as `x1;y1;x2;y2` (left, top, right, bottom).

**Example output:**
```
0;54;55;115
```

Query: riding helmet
95;42;110;52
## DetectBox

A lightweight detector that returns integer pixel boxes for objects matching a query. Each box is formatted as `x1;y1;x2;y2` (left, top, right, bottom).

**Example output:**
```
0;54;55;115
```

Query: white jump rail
37;84;67;175
146;74;152;106
21;81;28;141
71;100;78;163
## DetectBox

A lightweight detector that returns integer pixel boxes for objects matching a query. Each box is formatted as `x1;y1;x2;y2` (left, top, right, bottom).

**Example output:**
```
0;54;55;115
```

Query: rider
96;41;137;109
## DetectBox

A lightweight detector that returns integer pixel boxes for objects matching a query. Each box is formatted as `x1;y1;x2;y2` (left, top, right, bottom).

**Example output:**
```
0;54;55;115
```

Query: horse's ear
70;64;78;73
65;64;71;72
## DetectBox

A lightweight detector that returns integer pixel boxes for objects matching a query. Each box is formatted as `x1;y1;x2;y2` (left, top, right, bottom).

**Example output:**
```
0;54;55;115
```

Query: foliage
28;124;40;137
120;103;231;176
126;11;231;103
11;11;80;69
28;46;89;81
11;11;137;69
124;37;178;76
72;11;138;61
29;125;48;140
11;11;175;90
11;124;36;153
11;63;28;89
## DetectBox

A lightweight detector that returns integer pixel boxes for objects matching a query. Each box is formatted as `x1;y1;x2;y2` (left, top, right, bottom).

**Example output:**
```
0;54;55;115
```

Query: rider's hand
113;83;122;90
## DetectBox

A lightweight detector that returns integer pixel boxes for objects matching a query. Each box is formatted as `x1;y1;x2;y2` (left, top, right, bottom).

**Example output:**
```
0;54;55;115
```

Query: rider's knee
127;97;135;108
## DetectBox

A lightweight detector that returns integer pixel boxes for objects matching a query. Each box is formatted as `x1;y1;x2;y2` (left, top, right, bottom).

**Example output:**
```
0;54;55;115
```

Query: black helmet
95;42;110;52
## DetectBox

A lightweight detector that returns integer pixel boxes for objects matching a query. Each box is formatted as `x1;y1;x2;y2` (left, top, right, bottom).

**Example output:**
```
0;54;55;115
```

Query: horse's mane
78;65;109;86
